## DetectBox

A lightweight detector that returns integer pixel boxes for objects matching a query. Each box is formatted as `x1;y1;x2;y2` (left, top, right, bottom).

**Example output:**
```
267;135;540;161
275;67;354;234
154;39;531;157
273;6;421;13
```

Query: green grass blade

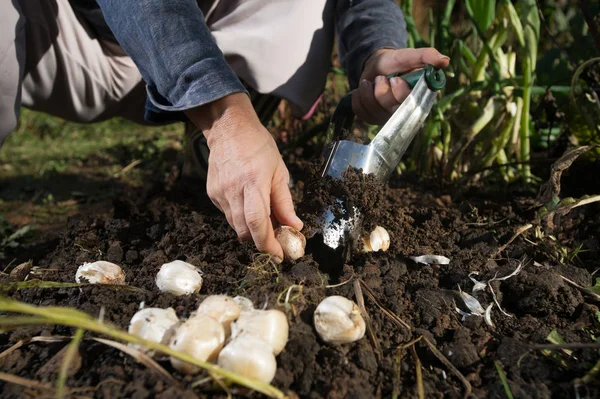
0;297;286;398
494;361;514;399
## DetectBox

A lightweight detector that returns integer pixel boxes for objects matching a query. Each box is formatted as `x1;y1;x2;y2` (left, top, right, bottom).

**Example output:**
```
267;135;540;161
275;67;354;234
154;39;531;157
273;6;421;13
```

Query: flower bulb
156;260;202;296
75;261;125;285
314;296;366;345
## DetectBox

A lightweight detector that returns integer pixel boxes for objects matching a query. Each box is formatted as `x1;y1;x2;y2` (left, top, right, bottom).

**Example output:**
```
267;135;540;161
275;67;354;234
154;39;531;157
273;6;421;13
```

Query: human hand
353;48;450;125
185;93;303;262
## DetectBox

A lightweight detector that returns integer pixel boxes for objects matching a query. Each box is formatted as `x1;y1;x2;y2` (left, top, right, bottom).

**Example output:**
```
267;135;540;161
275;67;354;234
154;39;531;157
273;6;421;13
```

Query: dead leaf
535;145;597;206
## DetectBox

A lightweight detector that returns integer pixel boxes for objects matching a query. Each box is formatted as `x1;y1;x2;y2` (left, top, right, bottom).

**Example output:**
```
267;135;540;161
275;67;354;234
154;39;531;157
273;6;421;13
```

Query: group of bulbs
74;225;375;383
129;295;289;383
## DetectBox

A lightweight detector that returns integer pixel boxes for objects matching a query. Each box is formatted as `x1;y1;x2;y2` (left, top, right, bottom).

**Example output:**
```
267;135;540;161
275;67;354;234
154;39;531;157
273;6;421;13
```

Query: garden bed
1;150;599;398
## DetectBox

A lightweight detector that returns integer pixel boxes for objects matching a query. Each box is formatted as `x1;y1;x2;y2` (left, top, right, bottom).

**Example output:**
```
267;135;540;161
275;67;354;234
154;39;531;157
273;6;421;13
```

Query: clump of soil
0;159;599;398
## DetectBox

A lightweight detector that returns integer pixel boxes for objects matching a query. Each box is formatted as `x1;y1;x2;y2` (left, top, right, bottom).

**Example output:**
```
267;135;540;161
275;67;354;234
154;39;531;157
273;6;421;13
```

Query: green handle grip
387;65;446;91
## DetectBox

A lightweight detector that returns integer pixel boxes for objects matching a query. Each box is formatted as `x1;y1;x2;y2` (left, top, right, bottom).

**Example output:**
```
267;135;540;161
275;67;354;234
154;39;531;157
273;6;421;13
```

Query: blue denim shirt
94;0;407;123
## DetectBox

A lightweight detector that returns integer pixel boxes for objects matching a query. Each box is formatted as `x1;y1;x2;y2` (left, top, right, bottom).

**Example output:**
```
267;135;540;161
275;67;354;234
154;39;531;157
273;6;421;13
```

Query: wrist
185;92;257;148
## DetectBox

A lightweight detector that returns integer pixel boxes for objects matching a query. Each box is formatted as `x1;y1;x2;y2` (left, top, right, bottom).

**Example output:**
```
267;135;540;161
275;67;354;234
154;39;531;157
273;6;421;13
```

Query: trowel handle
387;65;446;91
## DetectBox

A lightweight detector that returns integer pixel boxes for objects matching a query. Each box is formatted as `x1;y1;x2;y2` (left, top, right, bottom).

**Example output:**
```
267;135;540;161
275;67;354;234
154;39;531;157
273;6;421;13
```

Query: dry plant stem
421;336;472;399
559;275;600;301
359;279;411;330
93;338;179;386
56;328;84;399
0;372;55;392
530;343;600;351
495;224;533;256
410;345;425;399
0;297;285;399
353;280;382;362
392;337;424;399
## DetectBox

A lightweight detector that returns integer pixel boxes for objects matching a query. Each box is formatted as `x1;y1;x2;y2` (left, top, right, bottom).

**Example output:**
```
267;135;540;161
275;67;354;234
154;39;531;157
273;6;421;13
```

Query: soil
1;150;599;398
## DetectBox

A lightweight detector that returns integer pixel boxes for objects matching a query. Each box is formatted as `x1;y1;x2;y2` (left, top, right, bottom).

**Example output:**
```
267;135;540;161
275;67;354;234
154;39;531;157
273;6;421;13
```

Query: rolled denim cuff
143;57;248;123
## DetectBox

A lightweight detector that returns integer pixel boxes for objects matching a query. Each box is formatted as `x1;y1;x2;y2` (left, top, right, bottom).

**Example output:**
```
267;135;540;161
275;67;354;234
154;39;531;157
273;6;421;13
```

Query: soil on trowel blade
1;165;599;398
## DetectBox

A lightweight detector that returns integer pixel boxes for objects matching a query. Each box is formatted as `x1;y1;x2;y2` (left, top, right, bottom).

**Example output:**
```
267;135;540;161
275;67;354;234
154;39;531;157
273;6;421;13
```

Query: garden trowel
312;65;446;263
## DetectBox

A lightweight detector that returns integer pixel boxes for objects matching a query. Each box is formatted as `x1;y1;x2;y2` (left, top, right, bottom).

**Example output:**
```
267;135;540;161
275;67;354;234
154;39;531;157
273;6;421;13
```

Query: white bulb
217;335;277;383
231;309;289;355
274;226;306;261
362;226;390;253
232;296;254;312
314;296;366;345
128;307;180;354
195;295;241;337
156;260;203;296
169;315;225;374
75;261;125;285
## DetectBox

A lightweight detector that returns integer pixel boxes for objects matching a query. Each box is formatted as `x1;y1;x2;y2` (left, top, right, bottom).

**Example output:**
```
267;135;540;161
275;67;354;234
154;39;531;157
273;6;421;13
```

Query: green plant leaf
503;0;525;47
466;0;496;31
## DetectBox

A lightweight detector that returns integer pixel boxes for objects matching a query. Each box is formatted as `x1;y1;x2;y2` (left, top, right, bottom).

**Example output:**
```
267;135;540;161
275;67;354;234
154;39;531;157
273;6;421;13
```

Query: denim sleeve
335;0;408;90
96;0;247;123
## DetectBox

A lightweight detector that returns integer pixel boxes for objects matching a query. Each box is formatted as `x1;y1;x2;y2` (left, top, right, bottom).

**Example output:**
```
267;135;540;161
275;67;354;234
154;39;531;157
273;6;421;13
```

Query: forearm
335;0;408;89
96;0;246;115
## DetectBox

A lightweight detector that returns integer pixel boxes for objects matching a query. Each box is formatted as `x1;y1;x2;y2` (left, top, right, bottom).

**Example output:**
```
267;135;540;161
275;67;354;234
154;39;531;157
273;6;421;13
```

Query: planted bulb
156;260;203;296
231;309;289;355
76;261;125;285
362;226;390;253
233;296;254;312
217;335;277;383
196;295;240;336
274;226;306;261
314;296;366;345
128;307;180;353
169;315;225;374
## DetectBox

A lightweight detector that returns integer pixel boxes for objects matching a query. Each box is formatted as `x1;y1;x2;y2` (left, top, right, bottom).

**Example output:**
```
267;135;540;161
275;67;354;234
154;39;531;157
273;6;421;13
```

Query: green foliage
400;1;597;184
0;215;32;258
466;0;496;32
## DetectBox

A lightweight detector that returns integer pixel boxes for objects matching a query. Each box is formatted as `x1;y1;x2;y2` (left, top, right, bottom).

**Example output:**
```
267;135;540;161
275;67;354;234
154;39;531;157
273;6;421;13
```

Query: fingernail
390;77;400;86
375;75;384;84
360;79;370;88
439;54;450;60
272;254;283;265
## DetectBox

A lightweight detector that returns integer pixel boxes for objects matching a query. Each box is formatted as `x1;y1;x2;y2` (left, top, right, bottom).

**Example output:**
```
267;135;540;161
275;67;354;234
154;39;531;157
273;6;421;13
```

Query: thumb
271;173;303;231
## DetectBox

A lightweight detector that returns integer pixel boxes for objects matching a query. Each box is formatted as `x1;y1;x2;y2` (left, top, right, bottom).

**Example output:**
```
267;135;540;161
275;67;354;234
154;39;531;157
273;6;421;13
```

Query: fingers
355;79;390;125
244;183;284;262
270;168;303;231
363;48;450;81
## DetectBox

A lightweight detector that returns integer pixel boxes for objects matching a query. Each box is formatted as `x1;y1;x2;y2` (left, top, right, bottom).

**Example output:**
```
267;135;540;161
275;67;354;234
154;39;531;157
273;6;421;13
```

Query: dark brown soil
1;155;599;398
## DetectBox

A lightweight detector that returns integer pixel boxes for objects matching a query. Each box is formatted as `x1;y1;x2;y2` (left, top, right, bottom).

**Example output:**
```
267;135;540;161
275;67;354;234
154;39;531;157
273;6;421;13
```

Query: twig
56;328;84;399
559;275;600;301
359;279;411;330
392;337;424;399
410;345;425;399
353;280;383;362
0;340;24;361
421;336;472;399
0;372;55;392
93;338;180;387
325;277;354;288
495;224;533;256
114;159;142;177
